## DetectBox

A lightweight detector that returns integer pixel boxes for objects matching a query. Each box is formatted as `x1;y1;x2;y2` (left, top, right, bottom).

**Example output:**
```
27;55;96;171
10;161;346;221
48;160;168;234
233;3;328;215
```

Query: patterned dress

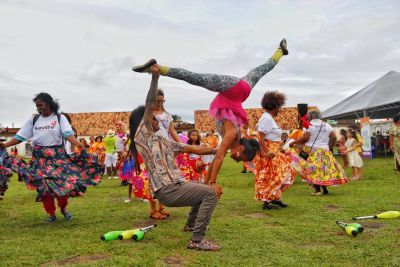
254;141;295;201
288;120;348;186
6;146;102;200
177;153;207;182
0;148;13;197
253;112;295;202
389;123;400;167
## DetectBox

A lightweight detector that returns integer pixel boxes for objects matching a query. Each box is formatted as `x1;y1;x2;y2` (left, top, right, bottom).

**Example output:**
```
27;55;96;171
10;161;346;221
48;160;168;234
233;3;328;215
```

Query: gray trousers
155;182;218;242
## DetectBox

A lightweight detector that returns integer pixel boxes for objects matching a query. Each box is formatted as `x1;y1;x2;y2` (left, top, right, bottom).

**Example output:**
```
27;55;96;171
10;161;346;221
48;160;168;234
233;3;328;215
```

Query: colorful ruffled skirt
209;79;251;126
0;149;13;197
287;146;348;186
4;145;102;200
253;141;295;202
176;153;206;182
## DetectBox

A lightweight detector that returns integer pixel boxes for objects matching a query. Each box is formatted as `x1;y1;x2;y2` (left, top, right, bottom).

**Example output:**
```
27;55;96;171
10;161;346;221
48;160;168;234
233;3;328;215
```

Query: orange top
204;135;219;148
91;142;106;155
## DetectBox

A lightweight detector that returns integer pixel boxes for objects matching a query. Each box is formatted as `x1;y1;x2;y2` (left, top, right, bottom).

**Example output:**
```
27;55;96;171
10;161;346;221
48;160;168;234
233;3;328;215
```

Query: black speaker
297;104;308;117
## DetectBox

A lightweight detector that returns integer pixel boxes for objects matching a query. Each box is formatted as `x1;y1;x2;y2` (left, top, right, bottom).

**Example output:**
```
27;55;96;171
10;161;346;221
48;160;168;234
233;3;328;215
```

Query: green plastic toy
101;231;124;241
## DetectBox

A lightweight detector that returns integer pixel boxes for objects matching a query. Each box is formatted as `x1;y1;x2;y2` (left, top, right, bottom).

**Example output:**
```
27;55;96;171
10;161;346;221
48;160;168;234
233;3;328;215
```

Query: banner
360;117;372;159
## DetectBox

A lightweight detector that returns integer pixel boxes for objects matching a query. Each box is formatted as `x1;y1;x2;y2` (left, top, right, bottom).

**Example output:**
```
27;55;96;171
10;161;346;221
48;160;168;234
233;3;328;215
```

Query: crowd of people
0;38;399;252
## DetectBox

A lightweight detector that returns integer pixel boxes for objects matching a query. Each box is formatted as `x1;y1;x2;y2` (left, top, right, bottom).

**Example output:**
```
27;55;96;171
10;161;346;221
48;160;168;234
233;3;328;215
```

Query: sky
0;0;399;127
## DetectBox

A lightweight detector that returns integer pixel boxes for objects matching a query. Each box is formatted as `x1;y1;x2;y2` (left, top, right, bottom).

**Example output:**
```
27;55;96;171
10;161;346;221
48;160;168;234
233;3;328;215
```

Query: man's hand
0;142;5;149
210;183;223;199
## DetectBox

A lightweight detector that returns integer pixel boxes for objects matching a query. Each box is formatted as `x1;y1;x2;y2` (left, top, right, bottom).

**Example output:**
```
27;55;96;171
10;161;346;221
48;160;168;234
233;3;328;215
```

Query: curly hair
261;91;286;110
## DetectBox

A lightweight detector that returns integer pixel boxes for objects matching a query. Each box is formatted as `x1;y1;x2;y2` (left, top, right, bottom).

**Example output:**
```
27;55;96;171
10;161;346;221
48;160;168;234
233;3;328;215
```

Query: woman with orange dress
253;91;295;210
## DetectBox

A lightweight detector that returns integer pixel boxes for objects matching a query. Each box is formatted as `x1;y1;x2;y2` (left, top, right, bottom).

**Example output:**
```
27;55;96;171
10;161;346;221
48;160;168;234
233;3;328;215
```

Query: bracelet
209;182;216;184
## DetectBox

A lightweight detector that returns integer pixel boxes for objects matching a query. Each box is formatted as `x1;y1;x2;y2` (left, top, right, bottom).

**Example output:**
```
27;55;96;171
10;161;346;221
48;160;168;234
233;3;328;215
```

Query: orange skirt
253;141;295;202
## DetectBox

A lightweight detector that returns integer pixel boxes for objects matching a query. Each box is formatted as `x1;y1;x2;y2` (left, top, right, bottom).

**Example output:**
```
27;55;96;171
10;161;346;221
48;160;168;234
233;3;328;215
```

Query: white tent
322;71;400;120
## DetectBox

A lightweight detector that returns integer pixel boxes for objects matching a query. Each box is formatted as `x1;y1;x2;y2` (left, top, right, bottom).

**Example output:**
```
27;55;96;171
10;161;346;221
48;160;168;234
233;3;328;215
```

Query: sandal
149;211;167;220
158;208;170;217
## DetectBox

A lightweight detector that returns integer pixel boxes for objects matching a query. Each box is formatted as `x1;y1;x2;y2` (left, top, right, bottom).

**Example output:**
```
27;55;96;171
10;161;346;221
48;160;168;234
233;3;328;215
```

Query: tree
171;114;183;123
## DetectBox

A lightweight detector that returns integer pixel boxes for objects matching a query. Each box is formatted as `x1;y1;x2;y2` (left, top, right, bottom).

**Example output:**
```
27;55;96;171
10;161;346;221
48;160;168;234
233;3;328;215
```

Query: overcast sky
0;0;399;127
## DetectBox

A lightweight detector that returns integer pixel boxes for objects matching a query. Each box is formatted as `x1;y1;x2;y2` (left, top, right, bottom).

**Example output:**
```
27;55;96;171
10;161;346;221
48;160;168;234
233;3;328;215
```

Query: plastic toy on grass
336;221;363;237
352;211;400;220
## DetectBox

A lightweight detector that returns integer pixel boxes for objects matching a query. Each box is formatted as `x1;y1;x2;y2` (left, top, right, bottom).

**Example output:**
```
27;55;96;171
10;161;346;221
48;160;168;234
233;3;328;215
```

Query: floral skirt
0;149;13;195
6;145;102;200
253;141;295;202
287;146;348;186
176;153;206;182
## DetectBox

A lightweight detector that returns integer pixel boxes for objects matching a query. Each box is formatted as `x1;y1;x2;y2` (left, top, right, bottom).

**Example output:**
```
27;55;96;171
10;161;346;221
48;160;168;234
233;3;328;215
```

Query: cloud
0;0;399;127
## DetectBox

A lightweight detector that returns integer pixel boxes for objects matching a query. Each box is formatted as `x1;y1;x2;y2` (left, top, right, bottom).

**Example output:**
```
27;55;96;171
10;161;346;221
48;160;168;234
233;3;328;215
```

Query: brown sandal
149;211;167;220
158;209;170;217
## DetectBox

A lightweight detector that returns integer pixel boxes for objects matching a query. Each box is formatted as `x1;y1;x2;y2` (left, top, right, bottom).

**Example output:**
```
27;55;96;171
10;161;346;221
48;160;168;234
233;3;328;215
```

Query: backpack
32;113;62;127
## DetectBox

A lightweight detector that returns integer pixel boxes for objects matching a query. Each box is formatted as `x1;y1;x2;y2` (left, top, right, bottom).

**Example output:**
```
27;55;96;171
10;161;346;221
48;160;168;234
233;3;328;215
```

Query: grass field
0;156;399;267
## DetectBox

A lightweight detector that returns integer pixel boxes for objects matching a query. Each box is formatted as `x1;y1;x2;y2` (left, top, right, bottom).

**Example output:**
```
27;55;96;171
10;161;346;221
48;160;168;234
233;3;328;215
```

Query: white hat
106;130;115;137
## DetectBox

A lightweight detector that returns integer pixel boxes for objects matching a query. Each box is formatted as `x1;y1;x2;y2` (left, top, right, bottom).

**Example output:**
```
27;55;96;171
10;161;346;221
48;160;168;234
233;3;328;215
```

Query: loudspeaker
297;104;308;117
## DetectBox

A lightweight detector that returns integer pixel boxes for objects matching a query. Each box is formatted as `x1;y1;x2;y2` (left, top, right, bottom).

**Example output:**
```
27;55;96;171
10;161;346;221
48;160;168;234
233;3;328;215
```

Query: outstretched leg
241;39;288;88
132;39;288;92
160;68;240;93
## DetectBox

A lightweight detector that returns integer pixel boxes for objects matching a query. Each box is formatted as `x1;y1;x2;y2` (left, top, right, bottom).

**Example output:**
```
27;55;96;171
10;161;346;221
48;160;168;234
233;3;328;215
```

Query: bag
299;123;324;161
299;149;309;160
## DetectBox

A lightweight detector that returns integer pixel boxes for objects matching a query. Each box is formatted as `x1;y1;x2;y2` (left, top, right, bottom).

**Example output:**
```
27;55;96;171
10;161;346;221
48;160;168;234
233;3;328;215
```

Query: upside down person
132;39;289;197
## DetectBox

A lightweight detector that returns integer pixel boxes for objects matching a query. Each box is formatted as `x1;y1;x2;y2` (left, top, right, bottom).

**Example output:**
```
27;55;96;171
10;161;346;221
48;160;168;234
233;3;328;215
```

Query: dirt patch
41;253;110;267
245;213;268;219
361;222;385;229
323;204;340;212
162;255;187;267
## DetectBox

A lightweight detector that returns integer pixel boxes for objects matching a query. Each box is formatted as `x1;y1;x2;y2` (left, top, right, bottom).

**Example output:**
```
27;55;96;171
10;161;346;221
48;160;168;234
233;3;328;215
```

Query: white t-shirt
115;132;127;152
16;113;73;146
257;112;282;142
304;119;333;150
155;112;173;140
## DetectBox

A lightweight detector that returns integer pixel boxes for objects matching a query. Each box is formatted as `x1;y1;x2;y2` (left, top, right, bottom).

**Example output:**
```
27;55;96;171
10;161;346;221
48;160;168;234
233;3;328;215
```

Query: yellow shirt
356;133;364;153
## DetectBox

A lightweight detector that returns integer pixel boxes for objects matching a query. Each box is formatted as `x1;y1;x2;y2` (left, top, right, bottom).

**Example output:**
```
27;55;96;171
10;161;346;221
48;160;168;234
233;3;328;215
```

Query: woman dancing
0;93;102;222
132;39;288;197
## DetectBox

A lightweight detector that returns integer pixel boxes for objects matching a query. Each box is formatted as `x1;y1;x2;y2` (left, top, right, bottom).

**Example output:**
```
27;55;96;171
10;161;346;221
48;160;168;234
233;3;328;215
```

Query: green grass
1;156;400;267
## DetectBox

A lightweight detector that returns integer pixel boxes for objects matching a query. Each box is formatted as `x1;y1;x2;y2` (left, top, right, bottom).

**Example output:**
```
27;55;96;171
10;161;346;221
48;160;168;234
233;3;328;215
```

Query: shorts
105;153;118;167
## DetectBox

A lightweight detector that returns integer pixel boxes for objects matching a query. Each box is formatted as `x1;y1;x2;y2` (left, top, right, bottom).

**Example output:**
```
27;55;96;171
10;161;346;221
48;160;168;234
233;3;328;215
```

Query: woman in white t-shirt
253;91;295;210
289;110;348;196
0;93;102;222
154;89;181;142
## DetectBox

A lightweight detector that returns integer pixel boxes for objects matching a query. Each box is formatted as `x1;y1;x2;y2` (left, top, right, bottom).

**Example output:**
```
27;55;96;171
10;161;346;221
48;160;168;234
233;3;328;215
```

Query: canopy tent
322;71;400;120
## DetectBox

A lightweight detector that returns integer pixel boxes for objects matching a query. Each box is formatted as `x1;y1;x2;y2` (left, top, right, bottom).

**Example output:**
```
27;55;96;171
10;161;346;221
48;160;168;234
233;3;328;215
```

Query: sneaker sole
132;59;157;72
280;39;289;55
